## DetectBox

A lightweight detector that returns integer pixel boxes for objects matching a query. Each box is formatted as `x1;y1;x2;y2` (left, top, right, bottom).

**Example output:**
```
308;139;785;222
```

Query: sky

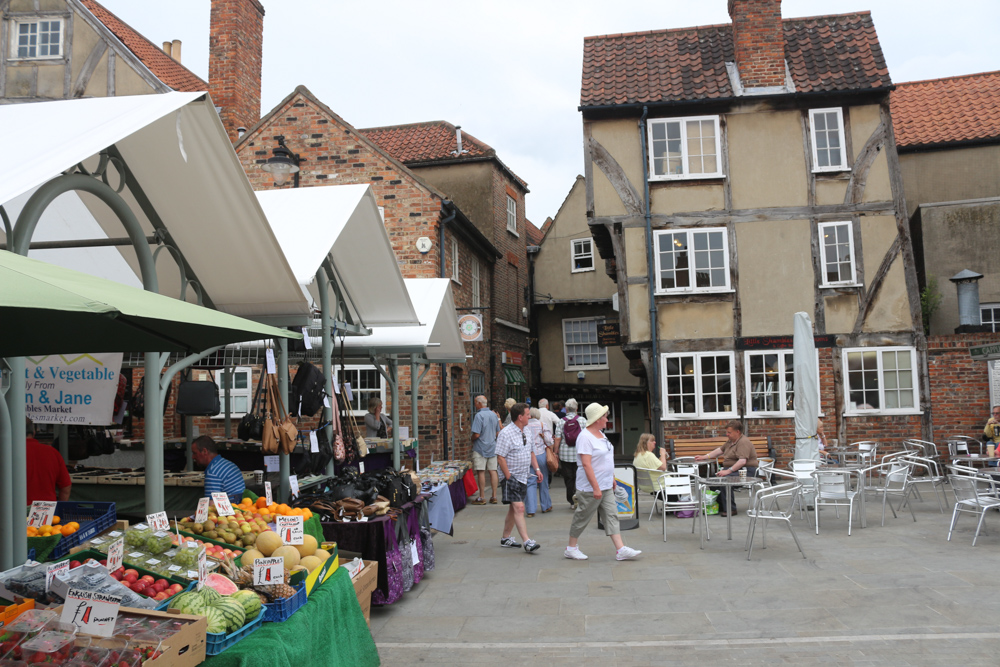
98;0;1000;227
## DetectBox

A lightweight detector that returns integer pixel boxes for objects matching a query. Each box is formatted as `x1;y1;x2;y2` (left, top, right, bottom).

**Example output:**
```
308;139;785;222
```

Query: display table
321;496;427;605
202;566;378;667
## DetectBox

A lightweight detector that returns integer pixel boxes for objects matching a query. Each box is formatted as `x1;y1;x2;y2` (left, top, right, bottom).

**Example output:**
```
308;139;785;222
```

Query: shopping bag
702;488;719;515
463;468;478;496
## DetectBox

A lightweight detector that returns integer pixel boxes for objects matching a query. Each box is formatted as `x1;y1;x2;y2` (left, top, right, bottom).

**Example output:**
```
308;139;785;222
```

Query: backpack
562;415;582;447
289;361;326;418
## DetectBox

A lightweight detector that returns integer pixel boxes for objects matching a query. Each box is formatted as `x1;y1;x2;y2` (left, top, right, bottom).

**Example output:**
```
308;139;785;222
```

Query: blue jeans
526;469;552;514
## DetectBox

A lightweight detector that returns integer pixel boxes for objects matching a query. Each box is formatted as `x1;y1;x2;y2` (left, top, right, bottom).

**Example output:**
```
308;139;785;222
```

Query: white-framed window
648;115;724;180
745;351;795;416
809;108;848;172
818;221;857;286
843;347;919;415
213;367;253;418
11;19;63;59
653;227;730;293
563;317;608;370
336;365;387;416
603;403;618;433
981;304;1000;332
471;257;481;308
450;237;460;283
661;352;736;419
571;237;594;273
506;195;517;235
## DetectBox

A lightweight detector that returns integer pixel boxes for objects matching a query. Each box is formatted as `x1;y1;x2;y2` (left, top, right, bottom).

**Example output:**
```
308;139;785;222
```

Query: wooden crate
350;560;378;626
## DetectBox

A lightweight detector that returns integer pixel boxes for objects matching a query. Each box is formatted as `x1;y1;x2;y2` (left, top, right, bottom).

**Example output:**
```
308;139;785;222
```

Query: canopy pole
411;361;431;457
185;416;194;472
57;424;69;463
390;358;400;470
145;353;165;513
0;371;13;570
223;366;232;439
318;270;335;477
278;339;290;502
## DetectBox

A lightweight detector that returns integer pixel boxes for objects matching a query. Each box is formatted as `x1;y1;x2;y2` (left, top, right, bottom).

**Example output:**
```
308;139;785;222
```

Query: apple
124;569;139;578
99;559;107;566
153;592;167;601
169;584;184;594
124;573;138;584
140;575;155;583
132;582;147;594
154;578;168;588
110;571;122;581
69;560;81;568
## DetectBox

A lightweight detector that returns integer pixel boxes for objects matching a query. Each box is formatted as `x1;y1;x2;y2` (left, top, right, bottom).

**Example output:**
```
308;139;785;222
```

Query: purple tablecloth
449;477;467;512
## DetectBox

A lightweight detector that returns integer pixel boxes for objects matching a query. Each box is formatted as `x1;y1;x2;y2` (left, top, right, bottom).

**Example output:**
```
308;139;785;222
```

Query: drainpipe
639;106;663;446
439;201;458;460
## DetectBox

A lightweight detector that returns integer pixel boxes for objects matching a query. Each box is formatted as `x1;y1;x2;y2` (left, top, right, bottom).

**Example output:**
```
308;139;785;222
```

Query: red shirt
26;437;71;504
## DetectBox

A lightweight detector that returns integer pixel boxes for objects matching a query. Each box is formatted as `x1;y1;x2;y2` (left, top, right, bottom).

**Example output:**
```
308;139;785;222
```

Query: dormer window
11;19;63;59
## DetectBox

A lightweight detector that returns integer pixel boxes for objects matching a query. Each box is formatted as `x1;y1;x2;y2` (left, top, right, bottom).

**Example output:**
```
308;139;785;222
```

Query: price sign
106;538;124;573
107;530;123;539
46;561;69;591
410;541;420;566
128;552;145;561
264;481;273;506
252;557;284;586
265;349;277;375
289;475;300;499
61;589;122;637
168;564;182;574
301;327;312;350
276;515;303;545
264;455;280;473
27;501;57;528
332;376;340;394
344;382;353;402
309;431;319;453
146;511;169;531
212;493;235;516
194;497;210;523
197;548;208;589
323;395;331;408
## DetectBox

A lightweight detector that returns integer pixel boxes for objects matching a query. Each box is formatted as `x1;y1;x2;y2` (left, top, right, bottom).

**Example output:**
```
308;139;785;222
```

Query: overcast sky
99;0;1000;226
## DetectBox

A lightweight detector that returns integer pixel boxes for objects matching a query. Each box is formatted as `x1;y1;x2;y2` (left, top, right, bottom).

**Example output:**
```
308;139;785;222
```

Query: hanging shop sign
597;322;621;347
24;353;123;424
502;351;523;366
458;314;483;342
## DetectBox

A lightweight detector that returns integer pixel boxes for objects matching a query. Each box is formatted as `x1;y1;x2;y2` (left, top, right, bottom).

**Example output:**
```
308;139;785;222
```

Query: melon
240;548;264;568
313;549;331;564
199;585;222;606
212;597;246;632
298;555;321;573
204;573;238;596
272;545;300;569
255;531;282;556
231;589;263;622
169;591;206;615
294;534;318;558
204;606;228;634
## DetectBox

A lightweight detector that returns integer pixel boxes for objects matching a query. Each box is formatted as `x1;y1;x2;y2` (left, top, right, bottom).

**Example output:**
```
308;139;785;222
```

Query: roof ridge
360;121;497;155
895;69;1000;87
361;120;454;131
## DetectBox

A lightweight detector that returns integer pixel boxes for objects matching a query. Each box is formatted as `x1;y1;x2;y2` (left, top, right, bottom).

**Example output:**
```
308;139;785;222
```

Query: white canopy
255;185;418;328
0;92;310;324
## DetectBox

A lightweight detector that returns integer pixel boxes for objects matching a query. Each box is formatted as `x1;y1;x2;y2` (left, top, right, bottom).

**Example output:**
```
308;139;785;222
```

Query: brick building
359;122;533;415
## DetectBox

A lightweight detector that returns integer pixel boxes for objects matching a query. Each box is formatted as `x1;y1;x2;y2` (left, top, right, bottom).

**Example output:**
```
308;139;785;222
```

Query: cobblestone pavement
371;478;1000;665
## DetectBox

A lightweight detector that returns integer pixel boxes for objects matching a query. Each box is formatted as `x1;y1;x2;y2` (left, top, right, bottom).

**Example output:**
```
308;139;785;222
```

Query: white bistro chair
656;472;710;549
745;481;807;561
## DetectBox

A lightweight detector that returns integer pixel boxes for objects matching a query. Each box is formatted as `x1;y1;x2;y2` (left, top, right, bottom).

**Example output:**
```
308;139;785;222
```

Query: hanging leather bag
175;370;221;416
261;376;279;454
269;374;299;455
237;369;267;441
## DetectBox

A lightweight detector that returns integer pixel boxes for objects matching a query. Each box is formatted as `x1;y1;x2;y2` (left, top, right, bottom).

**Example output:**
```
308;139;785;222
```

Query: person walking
554;398;586;508
496;402;542;553
564;403;641;561
525;407;553;516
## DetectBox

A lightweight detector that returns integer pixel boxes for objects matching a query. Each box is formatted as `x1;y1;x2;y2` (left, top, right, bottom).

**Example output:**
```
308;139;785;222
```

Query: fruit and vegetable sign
146;512;169;531
211;493;235;516
195;498;211;523
46;561;69;592
106;537;124;573
276;515;303;545
252;557;284;586
60;589;122;637
27;500;57;527
24;353;123;424
264;482;273;506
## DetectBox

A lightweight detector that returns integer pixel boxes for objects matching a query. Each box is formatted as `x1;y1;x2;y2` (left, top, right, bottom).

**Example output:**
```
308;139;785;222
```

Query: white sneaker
564;547;588;560
616;546;641;561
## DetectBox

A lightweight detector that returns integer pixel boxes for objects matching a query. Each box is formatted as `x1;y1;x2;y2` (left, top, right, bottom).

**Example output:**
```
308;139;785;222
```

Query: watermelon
168;591;206;615
212;598;246;632
231;590;263;622
199;586;222;606
204;606;228;634
204;573;238;596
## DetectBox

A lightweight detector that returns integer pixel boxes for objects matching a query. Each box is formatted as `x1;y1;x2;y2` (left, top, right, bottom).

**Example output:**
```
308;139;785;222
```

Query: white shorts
472;451;497;471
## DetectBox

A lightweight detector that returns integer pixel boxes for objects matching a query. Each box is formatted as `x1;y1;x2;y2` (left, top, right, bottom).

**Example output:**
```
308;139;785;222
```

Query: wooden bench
669;436;773;462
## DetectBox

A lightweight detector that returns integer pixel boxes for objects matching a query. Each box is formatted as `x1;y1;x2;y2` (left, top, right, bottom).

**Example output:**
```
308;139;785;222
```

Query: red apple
140;575;155;583
99;559;107;566
110;571;122;581
124;573;138;584
168;584;183;594
132;582;147;594
154;578;168;588
124;569;139;578
153;592;167;601
69;560;81;568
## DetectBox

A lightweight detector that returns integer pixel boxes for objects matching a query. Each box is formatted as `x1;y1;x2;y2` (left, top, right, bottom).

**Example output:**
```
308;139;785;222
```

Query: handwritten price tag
252;557;284;586
61;589;122;637
309;431;319;453
276;515;304;545
106;538;124;573
197;548;208;590
46;561;69;592
264;455;279;473
195;497;211;523
265;349;277;375
212;493;235;516
27;501;57;528
146;511;169;531
289;475;300;499
265;481;273;506
301;327;312;350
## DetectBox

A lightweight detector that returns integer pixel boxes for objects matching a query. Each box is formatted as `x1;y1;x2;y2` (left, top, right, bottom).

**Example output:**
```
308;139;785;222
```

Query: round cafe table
952;455;999;467
704;475;763;540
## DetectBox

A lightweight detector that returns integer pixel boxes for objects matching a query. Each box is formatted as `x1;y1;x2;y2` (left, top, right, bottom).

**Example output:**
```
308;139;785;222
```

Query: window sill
507;228;519;237
655;288;734;297
564;365;609;372
211;414;247;420
649;173;726;182
820;282;862;289
843;410;924;418
812;166;850;174
661;413;738;421
571;267;595;274
451;277;461;285
745;413;795;419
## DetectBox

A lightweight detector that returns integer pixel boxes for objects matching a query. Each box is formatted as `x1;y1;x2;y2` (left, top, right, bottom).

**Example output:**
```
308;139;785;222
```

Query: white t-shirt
575;428;615;492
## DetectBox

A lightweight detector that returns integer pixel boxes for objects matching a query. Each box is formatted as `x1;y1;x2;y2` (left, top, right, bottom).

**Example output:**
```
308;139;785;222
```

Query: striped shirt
495;422;533;484
204;454;245;502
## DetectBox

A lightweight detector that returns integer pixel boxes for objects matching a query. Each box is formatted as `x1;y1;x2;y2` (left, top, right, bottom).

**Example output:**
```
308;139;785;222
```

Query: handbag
237;369;267;441
261;376;279;454
175;371;221;416
268;374;299;455
545;447;559;474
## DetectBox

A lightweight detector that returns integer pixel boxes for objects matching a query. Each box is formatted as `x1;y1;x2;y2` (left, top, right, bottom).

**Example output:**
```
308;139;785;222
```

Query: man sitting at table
192;435;245;502
694;420;758;517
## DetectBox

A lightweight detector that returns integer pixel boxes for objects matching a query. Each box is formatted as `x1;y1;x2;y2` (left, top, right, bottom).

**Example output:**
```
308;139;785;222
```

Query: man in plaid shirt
496;402;543;553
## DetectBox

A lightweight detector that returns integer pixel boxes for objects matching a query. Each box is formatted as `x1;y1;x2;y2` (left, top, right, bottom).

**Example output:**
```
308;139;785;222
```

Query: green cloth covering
241;490;323;545
26;534;62;562
202;566;379;667
70;483;204;514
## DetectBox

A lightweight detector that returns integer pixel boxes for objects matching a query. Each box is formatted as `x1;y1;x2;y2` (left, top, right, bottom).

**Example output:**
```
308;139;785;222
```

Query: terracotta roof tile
80;0;207;93
359;121;492;163
526;222;544;245
891;70;1000;149
581;12;890;107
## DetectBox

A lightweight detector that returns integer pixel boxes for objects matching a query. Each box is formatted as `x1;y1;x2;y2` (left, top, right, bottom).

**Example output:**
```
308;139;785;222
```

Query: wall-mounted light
577;371;586;381
261;135;303;187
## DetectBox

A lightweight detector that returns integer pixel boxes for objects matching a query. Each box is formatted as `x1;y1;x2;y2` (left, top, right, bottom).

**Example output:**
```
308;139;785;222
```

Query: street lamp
261;135;302;187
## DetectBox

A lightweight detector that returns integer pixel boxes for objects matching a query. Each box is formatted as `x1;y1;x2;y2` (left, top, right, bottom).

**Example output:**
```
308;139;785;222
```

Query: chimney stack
170;39;182;63
728;0;785;89
208;0;265;143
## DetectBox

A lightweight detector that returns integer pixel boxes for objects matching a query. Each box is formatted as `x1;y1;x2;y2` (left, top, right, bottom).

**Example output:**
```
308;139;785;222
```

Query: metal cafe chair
635;466;667;521
864;460;917;526
744;481;807;561
900;454;947;513
811;469;862;536
947;473;1000;546
947;435;982;455
656;472;709;548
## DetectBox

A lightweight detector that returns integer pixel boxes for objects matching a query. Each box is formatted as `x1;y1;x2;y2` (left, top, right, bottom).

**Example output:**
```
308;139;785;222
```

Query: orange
26;527;38;537
255;497;267;509
51;516;60;525
63;526;77;535
302;508;312;521
289;507;303;516
277;504;290;515
259;508;270;515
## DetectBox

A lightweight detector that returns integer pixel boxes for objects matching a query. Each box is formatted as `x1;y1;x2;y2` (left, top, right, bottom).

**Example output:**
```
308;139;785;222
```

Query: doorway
621;400;644;454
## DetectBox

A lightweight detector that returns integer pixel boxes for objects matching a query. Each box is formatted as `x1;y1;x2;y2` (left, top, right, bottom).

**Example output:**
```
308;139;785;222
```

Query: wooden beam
604;222;631;341
851;234;903;334
588;136;644;216
608;201;896;228
71;40;107;98
844;120;885;205
582;120;596;217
